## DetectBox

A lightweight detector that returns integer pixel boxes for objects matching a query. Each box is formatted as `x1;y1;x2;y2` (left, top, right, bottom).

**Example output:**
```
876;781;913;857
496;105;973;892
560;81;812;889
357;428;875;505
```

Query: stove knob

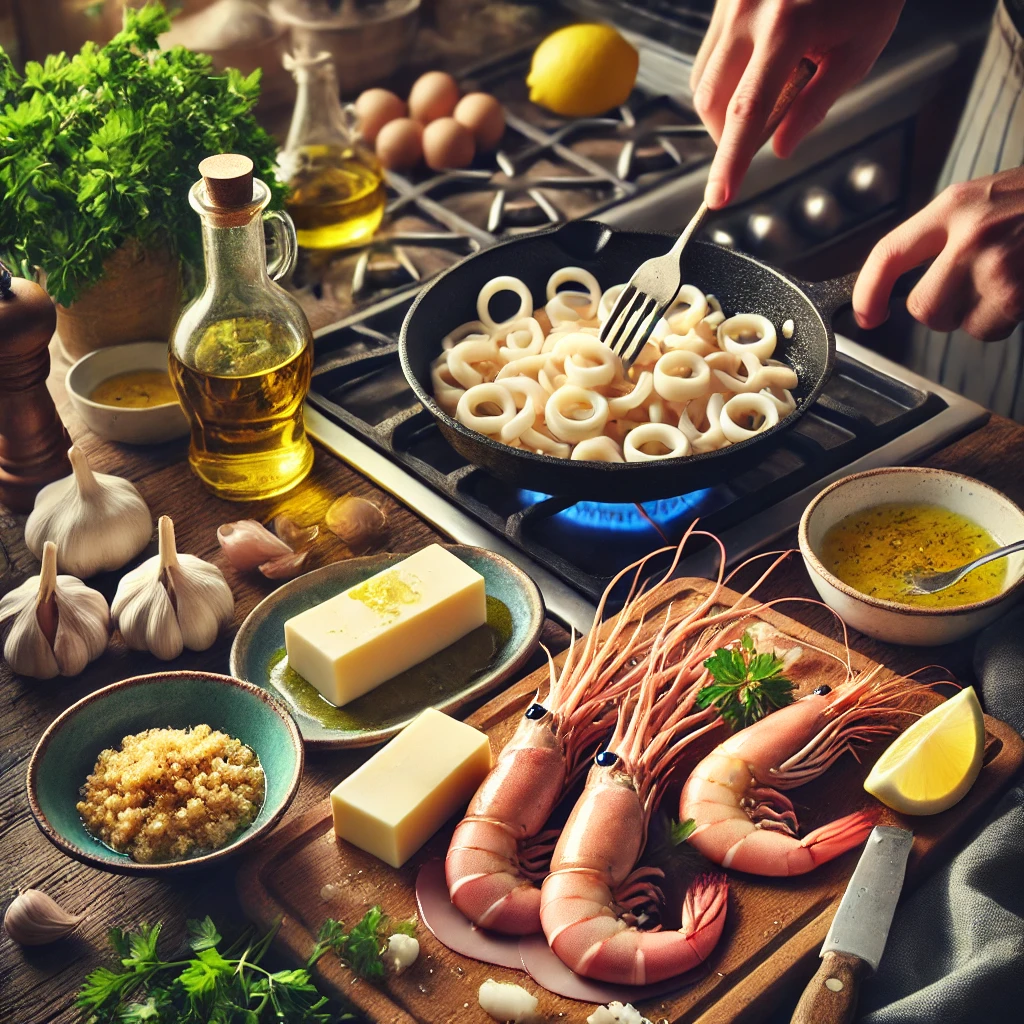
708;227;736;249
745;209;798;259
844;159;895;211
795;186;844;239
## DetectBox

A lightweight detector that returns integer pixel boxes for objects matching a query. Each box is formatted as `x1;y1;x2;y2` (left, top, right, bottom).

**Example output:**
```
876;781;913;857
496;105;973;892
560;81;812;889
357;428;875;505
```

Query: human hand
853;167;1024;341
691;0;905;209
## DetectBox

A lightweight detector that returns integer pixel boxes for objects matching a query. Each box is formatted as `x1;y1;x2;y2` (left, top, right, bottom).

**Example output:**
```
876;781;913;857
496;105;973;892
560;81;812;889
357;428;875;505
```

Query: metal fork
904;539;1024;596
600;58;817;369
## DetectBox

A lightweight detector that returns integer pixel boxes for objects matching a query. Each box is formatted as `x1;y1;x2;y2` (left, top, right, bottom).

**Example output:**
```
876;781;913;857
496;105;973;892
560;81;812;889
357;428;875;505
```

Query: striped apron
906;0;1024;418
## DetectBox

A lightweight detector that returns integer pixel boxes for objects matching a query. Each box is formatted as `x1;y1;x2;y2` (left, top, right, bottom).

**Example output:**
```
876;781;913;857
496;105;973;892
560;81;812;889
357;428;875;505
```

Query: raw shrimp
680;666;916;876
539;531;797;984
446;542;692;935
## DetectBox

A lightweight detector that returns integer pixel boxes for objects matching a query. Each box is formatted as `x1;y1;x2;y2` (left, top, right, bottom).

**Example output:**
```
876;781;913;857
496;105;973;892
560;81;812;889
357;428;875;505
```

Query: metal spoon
904;539;1024;595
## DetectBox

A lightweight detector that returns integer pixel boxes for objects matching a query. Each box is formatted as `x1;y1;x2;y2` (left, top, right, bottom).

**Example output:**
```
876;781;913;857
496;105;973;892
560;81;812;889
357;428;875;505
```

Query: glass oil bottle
169;154;314;501
279;50;386;250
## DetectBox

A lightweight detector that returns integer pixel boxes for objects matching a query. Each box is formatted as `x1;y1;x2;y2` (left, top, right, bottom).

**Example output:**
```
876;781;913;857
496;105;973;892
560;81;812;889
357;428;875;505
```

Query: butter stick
284;543;486;707
331;708;492;867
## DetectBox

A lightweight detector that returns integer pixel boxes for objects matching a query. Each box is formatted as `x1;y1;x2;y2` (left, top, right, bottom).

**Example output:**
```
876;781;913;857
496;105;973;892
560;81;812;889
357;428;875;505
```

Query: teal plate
229;545;545;748
27;671;304;875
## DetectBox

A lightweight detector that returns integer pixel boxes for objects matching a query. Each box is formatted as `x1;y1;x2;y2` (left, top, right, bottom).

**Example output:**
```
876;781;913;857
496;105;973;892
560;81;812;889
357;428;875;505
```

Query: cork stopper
199;154;255;208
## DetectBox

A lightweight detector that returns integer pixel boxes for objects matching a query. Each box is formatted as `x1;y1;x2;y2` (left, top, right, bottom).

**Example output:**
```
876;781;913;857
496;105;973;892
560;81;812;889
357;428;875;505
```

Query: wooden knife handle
790;950;871;1024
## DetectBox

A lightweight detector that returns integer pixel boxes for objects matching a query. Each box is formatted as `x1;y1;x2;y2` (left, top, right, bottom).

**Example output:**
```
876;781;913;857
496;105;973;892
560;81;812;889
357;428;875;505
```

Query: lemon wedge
864;686;985;815
527;24;639;118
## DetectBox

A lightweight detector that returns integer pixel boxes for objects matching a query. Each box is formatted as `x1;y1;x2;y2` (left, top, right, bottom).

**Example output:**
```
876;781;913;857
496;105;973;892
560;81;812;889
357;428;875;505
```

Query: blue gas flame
518;489;717;532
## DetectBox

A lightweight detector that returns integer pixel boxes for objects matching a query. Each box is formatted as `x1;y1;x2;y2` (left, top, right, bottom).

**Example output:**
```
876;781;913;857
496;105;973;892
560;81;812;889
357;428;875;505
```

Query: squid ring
442;320;490;350
571;435;625;462
598;283;627;323
496;354;546;382
498;317;545;362
678;392;728;453
623;422;691;462
653;349;712;402
646;398;666;424
761;385;797;417
477;275;534;331
456;382;517;436
494;375;549;418
554;333;619;389
608;370;654;416
709;349;766;394
761;358;799;390
720;392;781;443
666;284;709;335
430;354;464;414
719;313;777;362
662;330;718;358
545;385;610;443
448;337;500;390
499;396;538;443
546;267;602;321
521;425;571;459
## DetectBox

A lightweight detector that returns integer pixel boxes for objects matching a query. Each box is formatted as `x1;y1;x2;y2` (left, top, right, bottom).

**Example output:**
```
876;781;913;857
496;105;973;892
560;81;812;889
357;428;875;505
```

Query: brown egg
422;117;476;171
375;117;424;172
454;92;506;151
409;71;460;124
355;88;408;145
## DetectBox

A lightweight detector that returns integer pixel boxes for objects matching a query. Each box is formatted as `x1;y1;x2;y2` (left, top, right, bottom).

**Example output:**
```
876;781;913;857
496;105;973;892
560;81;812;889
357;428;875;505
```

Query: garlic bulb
113;516;234;660
25;445;152;578
4;889;83;946
0;541;110;678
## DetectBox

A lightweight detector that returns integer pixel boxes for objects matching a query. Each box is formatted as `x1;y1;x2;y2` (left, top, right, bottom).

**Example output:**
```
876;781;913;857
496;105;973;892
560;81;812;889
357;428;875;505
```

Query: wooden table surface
2;335;1023;1023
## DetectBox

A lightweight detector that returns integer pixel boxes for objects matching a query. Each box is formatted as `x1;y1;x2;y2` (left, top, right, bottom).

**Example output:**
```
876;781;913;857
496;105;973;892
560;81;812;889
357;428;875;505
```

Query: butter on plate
331;707;492;867
284;544;487;707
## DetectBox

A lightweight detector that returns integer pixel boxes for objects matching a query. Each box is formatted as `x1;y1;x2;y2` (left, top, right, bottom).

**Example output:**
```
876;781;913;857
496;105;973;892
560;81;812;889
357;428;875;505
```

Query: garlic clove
259;549;309;580
25;446;152;578
217;519;293;571
325;494;389;554
113;516;234;659
273;514;319;550
4;889;83;946
0;541;110;678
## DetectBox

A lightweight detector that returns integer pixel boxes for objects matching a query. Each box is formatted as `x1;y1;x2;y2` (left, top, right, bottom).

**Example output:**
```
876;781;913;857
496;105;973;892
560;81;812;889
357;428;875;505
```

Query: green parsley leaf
698;631;796;729
186;916;221;953
309;907;418;983
670;818;697;845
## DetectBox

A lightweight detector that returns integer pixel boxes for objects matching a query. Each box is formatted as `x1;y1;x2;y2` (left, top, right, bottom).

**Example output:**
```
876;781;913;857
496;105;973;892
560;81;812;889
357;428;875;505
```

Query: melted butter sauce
820;502;1005;607
90;369;178;408
267;595;513;731
348;569;421;617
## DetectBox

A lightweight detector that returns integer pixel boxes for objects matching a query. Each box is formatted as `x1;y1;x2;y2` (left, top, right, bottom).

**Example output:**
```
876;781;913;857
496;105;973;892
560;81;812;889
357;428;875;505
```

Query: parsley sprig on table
309;906;417;983
697;631;796;729
0;3;285;307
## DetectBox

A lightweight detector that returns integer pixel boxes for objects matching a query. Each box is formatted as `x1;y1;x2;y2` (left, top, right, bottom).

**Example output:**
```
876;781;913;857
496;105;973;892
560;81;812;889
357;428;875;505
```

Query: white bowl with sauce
65;341;189;445
799;467;1024;646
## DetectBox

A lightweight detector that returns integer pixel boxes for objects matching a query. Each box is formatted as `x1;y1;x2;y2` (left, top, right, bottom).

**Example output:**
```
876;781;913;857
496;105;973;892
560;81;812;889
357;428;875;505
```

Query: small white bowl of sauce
799;467;1024;646
66;342;189;445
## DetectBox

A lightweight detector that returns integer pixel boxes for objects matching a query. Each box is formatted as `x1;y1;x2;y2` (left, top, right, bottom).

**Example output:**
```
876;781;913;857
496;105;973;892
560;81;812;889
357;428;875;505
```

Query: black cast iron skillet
400;220;856;503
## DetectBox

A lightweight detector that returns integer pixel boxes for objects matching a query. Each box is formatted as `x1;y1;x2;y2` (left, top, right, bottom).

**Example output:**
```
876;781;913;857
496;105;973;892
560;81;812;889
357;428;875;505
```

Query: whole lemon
527;24;639;118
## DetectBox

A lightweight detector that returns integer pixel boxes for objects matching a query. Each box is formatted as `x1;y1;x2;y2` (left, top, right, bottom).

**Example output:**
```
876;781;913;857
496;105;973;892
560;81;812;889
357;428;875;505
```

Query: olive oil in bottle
279;52;386;251
285;143;386;249
169;154;314;501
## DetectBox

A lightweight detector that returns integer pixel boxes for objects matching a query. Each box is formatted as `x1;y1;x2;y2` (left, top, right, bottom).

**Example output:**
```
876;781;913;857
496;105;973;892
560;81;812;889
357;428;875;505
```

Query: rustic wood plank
235;578;1024;1024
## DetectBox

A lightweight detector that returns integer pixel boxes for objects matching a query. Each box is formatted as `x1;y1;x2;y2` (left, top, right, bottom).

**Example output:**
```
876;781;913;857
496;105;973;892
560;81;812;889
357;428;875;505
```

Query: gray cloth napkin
858;605;1024;1022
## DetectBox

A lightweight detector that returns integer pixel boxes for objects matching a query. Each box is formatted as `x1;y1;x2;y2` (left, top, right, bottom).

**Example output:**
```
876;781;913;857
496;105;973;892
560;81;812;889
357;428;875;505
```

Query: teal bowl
27;671;304;875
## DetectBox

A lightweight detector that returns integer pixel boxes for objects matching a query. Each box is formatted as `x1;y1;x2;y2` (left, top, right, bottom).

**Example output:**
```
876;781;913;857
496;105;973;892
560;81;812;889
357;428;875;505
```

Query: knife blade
791;826;913;1024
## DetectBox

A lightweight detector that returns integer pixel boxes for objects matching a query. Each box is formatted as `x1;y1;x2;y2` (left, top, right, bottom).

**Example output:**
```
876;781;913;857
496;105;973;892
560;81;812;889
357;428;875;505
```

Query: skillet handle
801;270;859;321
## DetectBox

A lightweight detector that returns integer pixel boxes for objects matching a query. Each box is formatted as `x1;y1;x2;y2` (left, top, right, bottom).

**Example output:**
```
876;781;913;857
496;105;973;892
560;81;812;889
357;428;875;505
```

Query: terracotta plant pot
52;241;183;360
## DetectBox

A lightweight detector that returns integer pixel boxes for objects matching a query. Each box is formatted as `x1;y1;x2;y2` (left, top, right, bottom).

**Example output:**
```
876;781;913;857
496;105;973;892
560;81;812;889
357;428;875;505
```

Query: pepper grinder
0;260;71;512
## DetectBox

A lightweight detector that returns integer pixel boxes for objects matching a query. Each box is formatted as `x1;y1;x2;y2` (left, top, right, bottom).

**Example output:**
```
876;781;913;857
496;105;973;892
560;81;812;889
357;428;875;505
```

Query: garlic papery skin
4;889;83;946
113;516;234;661
25;445;153;578
0;541;110;678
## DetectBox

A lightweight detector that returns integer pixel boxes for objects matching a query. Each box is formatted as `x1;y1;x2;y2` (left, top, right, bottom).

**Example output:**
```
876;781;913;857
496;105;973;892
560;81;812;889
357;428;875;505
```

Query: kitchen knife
791;826;914;1024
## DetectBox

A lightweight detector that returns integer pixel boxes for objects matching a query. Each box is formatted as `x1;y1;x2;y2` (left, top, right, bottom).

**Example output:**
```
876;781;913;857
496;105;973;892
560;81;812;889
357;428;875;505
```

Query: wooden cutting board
237;578;1024;1024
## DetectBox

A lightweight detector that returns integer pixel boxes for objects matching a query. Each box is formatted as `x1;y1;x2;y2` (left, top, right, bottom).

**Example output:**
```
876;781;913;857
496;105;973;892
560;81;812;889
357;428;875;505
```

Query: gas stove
304;288;988;634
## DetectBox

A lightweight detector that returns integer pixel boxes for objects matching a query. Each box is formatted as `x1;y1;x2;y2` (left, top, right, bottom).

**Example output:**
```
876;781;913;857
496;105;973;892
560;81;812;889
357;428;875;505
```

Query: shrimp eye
525;702;548;720
813;685;832;696
595;750;619;767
